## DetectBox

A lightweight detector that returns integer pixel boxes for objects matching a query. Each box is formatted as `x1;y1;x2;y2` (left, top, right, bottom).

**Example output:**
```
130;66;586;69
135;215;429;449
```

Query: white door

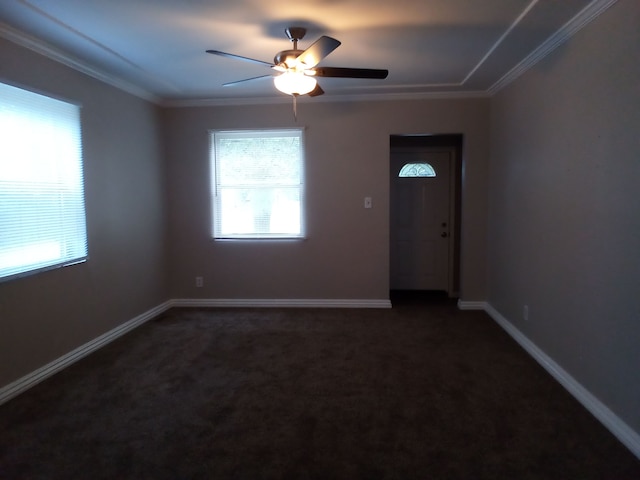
390;150;451;291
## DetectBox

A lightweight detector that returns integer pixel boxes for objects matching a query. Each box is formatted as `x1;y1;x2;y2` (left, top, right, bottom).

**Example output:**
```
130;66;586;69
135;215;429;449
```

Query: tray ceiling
0;0;613;104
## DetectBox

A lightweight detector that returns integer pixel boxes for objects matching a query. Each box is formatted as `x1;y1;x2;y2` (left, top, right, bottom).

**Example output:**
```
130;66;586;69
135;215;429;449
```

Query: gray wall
0;39;168;386
163;98;490;302
1;0;637;444
488;0;640;432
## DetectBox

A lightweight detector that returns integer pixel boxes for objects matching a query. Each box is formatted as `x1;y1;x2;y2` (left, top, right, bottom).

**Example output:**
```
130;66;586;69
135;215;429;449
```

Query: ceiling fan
206;27;389;98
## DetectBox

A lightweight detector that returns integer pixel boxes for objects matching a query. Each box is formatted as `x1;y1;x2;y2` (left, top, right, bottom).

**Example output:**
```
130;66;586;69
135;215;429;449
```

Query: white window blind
211;129;305;239
0;82;87;281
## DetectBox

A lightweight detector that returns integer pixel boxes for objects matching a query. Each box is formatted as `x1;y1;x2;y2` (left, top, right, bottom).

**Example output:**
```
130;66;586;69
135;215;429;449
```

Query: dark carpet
1;295;639;479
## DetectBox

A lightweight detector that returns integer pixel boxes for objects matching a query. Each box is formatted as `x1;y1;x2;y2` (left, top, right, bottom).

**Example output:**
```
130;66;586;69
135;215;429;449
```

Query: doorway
389;134;462;298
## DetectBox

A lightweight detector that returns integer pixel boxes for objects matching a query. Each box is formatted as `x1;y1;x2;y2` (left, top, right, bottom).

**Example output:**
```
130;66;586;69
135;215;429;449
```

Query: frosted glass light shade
274;71;317;95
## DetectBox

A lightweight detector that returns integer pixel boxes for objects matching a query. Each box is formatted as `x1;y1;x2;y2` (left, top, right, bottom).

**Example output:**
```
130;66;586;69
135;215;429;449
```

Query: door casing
389;135;462;297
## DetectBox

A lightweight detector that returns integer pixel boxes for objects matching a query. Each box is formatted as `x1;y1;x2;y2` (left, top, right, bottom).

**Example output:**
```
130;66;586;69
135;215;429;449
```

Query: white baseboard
0;297;386;405
171;298;392;309
3;297;638;460
0;301;172;406
485;303;640;460
457;300;488;310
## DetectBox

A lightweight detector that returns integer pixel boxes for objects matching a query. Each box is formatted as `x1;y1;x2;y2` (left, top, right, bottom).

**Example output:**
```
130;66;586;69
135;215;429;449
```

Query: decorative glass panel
398;163;436;177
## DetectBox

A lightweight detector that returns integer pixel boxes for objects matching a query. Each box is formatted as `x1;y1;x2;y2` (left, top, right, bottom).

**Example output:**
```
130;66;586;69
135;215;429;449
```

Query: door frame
389;135;462;297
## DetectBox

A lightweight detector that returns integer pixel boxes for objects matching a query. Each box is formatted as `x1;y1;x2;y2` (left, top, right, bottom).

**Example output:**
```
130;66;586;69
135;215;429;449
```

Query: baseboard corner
0;300;172;406
457;299;488;310
484;302;640;460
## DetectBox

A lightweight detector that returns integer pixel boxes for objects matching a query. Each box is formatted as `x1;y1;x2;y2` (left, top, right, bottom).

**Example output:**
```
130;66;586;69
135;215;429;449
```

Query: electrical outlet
195;276;203;288
523;305;529;321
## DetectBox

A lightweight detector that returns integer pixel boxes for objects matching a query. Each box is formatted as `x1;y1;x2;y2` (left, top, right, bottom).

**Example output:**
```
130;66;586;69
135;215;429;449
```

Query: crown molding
462;0;539;85
0;22;160;104
1;0;617;107
488;0;618;95
160;90;490;108
1;20;484;107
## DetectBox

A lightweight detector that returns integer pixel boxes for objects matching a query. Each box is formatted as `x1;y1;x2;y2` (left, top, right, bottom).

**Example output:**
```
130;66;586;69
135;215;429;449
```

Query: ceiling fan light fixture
274;70;317;96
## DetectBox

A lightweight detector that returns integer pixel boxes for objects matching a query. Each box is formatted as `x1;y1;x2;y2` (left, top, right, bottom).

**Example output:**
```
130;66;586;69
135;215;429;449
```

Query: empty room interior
0;0;638;477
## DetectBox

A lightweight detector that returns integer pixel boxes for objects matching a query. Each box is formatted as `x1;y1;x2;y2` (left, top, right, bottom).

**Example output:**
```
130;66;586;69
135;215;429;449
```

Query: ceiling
0;0;606;105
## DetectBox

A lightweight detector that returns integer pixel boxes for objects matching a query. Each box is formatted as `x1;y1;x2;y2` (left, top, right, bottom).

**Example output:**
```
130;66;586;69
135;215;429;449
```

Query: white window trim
210;128;306;240
0;81;88;282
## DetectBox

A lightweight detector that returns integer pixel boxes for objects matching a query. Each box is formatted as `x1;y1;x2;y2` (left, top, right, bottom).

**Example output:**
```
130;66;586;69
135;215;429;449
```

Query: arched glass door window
398;162;436;177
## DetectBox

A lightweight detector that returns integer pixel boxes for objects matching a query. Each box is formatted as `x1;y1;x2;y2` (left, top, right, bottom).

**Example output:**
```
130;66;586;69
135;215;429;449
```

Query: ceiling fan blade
206;50;273;67
296;36;341;68
313;67;388;79
223;75;273;87
308;84;325;97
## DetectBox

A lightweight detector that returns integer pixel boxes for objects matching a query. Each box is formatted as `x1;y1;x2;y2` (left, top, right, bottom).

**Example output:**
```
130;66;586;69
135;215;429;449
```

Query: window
210;129;305;239
398;163;436;177
0;82;87;281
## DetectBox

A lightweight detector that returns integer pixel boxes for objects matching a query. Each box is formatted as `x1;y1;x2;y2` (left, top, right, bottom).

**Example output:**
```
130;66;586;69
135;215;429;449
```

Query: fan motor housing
274;50;303;68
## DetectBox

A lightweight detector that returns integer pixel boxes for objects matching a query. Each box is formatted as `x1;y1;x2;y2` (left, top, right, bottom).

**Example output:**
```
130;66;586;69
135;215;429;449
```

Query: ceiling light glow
273;71;317;95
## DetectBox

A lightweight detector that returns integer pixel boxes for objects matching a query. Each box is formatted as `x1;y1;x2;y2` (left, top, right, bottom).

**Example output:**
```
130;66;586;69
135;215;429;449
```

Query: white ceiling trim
19;0;143;70
488;0;618;95
461;0;539;85
1;19;483;106
161;90;490;108
0;22;160;103
0;0;617;107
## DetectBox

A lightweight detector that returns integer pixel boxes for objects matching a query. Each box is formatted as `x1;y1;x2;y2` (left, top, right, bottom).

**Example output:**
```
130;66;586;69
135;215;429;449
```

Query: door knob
441;232;448;238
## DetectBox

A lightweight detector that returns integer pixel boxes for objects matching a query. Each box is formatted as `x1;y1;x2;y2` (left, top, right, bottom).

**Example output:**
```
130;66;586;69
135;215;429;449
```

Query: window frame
0;81;88;282
209;128;306;240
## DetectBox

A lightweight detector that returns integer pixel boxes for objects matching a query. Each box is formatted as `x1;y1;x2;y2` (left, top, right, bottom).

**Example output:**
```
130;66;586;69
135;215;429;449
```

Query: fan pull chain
292;93;298;121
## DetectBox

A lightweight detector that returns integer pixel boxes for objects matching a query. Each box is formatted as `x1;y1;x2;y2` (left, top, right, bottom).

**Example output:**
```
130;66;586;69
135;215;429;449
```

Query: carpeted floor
1;296;639;479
